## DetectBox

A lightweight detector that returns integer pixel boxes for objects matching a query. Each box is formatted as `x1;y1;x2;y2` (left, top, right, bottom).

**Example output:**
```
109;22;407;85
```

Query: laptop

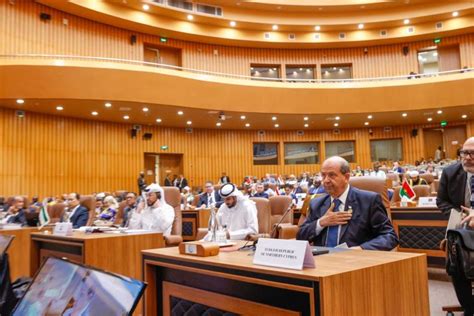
0;235;15;256
25;212;39;227
12;257;147;316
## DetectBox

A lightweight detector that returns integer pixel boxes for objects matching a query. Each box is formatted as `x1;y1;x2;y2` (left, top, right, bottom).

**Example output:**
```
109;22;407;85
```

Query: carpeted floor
429;279;462;316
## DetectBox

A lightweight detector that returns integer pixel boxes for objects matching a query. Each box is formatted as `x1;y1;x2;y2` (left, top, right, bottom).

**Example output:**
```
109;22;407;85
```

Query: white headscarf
219;183;245;202
143;183;169;208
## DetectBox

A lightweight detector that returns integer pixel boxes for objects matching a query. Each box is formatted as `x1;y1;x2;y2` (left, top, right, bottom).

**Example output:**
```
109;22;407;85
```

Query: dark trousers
452;273;474;315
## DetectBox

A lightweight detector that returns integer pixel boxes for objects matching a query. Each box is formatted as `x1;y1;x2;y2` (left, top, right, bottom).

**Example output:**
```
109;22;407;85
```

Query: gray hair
324;156;351;174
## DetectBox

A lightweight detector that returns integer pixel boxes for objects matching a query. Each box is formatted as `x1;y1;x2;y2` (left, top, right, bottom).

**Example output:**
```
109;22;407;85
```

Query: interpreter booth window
321;64;352;80
418;49;439;74
250;65;281;81
285;65;315;82
253;143;279;165
370;139;403;162
325;141;355;163
284;142;319;165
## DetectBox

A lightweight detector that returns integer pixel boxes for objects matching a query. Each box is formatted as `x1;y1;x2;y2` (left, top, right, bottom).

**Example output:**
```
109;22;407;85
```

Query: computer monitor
0;235;14;256
12;257;146;316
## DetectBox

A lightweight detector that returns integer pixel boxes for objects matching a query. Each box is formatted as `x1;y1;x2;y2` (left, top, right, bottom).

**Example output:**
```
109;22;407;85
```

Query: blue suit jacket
197;192;223;208
7;209;26;226
69;206;89;229
297;186;398;250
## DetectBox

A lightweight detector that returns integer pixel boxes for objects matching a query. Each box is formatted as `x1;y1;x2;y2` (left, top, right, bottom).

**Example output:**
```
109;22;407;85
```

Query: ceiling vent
196;4;222;16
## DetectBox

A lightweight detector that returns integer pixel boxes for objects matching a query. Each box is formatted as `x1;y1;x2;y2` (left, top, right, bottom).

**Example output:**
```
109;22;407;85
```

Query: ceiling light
462;114;467;119
274;124;279;128
367;115;373;119
142;4;150;10
364;122;369;126
427;117;433;122
177;111;184;115
315;26;321;31
229;21;236;27
338;68;343;72
272;116;277;121
123;115;130;120
91;111;98;116
335;116;340;120
403;19;410;25
105;102;112;108
358;23;364;29
299;68;303;71
156;118;162;123
437;110;443;114
452;11;459;17
402;113;408;117
334;123;339;127
292;71;297;75
304;123;309;128
240;115;246;120
16;99;24;104
187;14;194;21
56;106;64;111
272;24;278;31
245;123;250;127
216;122;221;127
142;107;149;112
186;121;192;125
303;116;309;121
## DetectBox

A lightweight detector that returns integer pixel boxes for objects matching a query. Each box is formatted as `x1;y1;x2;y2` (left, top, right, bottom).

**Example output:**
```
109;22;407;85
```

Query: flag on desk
399;179;416;200
39;199;50;227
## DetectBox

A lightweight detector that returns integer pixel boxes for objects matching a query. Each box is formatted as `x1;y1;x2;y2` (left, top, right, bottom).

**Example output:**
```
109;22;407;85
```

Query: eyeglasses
125;196;134;199
460;150;474;158
67;198;76;201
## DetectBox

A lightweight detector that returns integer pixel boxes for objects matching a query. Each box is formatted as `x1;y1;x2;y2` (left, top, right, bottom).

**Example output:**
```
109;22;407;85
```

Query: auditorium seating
113;200;127;226
413;185;432;200
419;173;435;185
249;197;272;237
81;195;96;226
47;203;66;223
162;187;183;247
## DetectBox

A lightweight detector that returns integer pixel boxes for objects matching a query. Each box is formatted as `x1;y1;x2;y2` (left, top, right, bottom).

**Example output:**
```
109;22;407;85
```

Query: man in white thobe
128;183;175;236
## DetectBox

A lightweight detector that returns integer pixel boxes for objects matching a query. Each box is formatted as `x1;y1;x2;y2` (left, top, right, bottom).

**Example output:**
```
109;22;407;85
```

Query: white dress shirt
210;199;259;240
466;172;473;207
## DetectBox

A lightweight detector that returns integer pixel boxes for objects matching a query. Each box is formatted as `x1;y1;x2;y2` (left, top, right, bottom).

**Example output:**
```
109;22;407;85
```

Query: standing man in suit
175;174;188;191
164;172;173;187
197;181;223;208
65;193;89;229
219;172;231;185
437;136;474;314
297;156;398;250
137;171;147;195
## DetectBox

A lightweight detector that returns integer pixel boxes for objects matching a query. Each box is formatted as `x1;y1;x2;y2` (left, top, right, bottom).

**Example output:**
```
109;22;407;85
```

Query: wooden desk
142;245;429;316
0;226;45;280
391;203;449;267
182;209;210;241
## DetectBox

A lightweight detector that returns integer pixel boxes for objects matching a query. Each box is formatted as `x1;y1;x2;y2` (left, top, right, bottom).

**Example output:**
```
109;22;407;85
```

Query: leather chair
114;190;128;201
81;195;97;226
269;195;293;226
431;179;440;195
191;194;202;208
113;200;128;226
391;186;402;204
47;202;66;223
412;185;431;200
419;173;434;185
386;173;400;187
163;187;183;247
249;197;272;237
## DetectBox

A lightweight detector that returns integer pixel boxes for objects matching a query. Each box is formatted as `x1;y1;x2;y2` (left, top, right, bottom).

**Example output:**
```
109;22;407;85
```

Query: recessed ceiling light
142;107;149;112
367;115;373;119
16;99;24;104
437;110;443;114
272;24;278;31
403;19;410;25
230;21;236;27
427;117;433;122
334;123;339;127
91;111;98;116
338;68;343;72
364;122;369;126
240;115;246;120
358;23;364;29
56;106;64;111
315;26;321;31
462;114;467;119
335;116;340;120
402;113;408;117
304;123;309;128
142;4;150;10
452;11;459;17
303;116;309;121
272;116;277;121
123;115;129;120
105;102;112;108
156;118;162;123
245;123;250;127
216;122;221;127
186;121;192;125
187;14;194;21
177;111;184;115
274;124;279;128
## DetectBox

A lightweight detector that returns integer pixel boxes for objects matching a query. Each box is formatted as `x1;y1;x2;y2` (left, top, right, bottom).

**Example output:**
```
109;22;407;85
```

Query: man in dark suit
197;181;223;208
164;173;173;187
252;183;269;199
297;156;398;250
175;174;188;191
219;172;231;185
437;136;474;314
65;193;89;228
4;196;27;226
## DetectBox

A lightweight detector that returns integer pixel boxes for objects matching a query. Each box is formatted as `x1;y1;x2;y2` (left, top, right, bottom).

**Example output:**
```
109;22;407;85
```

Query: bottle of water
208;203;218;242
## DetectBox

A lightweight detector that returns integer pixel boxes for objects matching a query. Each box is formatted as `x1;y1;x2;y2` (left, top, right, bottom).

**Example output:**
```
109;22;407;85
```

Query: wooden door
144;47;159;63
144;154;157;185
158;154;183;187
423;129;443;160
438;45;461;72
144;44;182;67
443;126;467;159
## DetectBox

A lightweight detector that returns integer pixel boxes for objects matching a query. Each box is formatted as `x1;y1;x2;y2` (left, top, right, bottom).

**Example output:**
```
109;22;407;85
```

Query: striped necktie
470;175;474;208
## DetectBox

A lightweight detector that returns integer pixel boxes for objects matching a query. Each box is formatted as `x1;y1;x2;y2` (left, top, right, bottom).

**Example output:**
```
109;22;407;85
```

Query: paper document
446;208;462;237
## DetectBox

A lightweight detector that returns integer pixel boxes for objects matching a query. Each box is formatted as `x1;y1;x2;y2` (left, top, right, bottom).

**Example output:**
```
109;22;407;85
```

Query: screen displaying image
13;257;145;316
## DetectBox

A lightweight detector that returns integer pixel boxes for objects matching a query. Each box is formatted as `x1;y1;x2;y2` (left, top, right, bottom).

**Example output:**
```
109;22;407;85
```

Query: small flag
399;179;416;200
39;198;50;227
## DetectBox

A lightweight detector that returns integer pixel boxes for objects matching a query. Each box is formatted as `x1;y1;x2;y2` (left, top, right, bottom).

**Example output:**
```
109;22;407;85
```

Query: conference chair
412;185;431;200
113;201;127;226
162;187;183;247
419;173;434;185
47;203;66;223
81;195;96;226
386;173;400;187
249;197;272;237
268;195;294;238
431;179;440;195
114;190;127;201
391;186;402;204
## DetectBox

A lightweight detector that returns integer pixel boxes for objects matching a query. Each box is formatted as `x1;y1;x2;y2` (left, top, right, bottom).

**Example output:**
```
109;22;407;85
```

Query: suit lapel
339;187;359;241
319;196;332;245
456;166;467;205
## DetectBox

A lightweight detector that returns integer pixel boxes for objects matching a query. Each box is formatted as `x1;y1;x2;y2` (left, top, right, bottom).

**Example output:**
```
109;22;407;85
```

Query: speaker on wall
130;35;137;45
39;12;51;21
142;132;153;140
411;128;418;137
130;128;138;138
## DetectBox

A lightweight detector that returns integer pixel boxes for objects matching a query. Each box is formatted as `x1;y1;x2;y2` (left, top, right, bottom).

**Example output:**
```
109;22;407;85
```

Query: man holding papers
297;156;398;251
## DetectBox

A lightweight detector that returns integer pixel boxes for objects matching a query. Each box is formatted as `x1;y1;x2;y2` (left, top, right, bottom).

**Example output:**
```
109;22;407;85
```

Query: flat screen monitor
12;257;146;316
0;235;14;256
